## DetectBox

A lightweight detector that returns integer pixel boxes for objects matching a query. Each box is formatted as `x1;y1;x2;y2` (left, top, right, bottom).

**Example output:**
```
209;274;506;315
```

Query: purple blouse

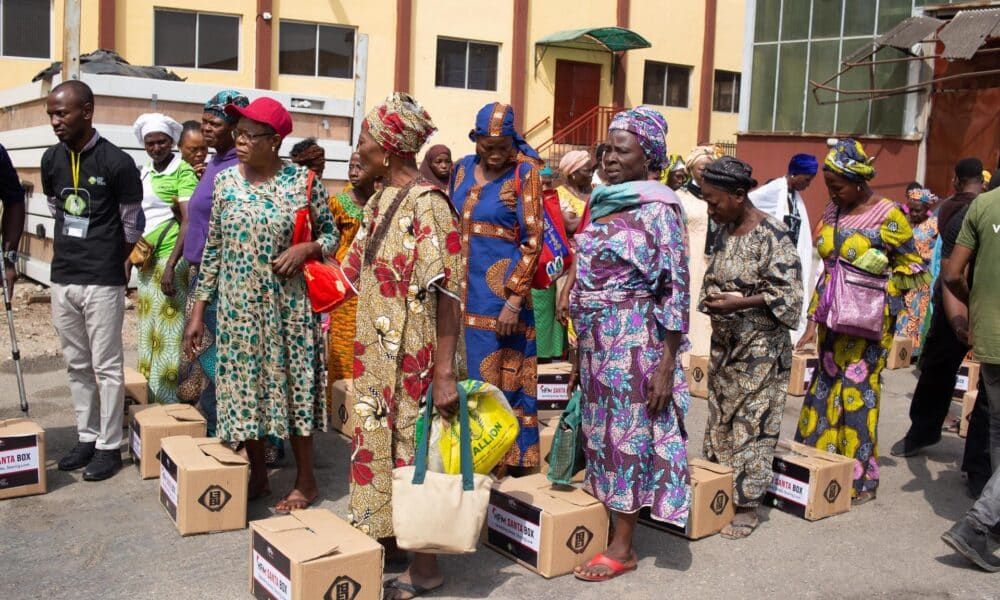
184;147;239;265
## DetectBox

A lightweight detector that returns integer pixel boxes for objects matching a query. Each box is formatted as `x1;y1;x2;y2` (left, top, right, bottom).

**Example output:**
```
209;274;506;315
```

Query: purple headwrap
609;106;668;169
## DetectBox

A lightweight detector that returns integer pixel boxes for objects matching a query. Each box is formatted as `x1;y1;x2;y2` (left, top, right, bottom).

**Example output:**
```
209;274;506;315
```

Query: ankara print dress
699;215;803;507
326;191;365;386
193;162;337;442
450;156;544;467
570;191;692;526
795;200;928;496
893;215;937;358
342;182;463;539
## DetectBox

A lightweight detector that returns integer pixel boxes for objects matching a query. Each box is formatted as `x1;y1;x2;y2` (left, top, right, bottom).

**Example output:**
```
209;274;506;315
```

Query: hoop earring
383;155;390;168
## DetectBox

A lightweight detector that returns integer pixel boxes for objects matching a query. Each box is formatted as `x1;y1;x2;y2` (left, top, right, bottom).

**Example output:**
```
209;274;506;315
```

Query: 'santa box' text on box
764;440;853;520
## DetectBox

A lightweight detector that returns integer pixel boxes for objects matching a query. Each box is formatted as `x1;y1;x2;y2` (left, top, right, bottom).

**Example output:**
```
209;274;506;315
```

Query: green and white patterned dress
194;162;338;441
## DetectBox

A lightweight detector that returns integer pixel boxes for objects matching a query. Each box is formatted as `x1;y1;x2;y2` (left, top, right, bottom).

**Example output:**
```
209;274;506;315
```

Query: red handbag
292;170;353;313
512;166;574;289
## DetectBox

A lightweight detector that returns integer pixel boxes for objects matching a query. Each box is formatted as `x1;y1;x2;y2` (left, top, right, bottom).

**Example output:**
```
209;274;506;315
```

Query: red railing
536;105;621;154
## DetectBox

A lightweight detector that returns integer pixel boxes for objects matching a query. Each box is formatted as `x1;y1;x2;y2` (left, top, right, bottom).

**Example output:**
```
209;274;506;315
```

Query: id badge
63;215;90;239
784;213;802;242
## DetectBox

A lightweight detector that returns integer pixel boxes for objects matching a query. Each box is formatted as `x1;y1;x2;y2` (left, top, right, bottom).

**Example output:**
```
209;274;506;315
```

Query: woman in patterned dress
326;152;375;386
449;102;543;469
893;187;938;358
795;139;929;505
183;98;338;512
698;157;802;539
570;107;691;582
132;113;199;404
342;93;463;600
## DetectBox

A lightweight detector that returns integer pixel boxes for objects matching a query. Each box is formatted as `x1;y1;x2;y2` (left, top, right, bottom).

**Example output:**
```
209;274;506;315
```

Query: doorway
553;60;602;145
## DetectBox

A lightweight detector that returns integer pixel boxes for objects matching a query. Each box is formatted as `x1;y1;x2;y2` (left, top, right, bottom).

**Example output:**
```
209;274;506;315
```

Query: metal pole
0;211;29;415
62;0;82;81
352;33;370;147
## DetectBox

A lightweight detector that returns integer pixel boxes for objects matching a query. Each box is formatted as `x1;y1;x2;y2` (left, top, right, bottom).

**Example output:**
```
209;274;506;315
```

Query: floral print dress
326;191;365;385
194;162;338;441
342;182;463;539
570;191;692;526
893;215;937;357
795;200;927;496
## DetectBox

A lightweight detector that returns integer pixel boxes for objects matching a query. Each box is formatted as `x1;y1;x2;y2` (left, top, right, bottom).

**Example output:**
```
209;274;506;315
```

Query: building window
747;0;917;136
435;38;499;91
713;70;741;113
154;9;239;71
1;0;50;59
642;61;691;108
279;21;354;78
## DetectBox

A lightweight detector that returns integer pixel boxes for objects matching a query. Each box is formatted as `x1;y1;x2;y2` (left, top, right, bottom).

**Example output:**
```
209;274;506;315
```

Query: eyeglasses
231;129;274;142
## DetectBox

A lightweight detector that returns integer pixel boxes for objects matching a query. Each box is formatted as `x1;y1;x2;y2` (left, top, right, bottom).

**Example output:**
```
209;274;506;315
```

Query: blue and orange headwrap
469;102;540;160
204;89;249;123
824;138;875;182
609;106;668;170
906;187;937;204
788;153;818;175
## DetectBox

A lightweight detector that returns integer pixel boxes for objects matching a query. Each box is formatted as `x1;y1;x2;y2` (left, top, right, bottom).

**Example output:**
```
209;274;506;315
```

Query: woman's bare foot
273;487;318;513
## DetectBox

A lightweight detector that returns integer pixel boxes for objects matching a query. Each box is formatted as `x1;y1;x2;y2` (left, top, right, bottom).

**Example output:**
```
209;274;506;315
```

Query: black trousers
963;379;992;483
904;300;968;444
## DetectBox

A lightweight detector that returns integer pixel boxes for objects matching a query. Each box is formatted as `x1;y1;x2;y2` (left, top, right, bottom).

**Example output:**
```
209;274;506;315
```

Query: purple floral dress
570;184;692;527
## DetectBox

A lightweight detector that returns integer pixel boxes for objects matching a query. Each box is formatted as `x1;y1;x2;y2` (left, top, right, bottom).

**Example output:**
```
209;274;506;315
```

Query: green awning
536;27;651;53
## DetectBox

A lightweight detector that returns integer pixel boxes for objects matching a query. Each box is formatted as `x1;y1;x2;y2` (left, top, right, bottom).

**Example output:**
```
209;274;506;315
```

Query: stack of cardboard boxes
129;404;207;479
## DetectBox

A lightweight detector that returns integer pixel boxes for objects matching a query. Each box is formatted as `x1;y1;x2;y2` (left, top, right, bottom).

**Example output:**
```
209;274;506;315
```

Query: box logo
198;484;232;512
710;490;729;515
325;575;361;600
823;480;842;504
692;367;705;382
337;404;349;425
566;526;594;554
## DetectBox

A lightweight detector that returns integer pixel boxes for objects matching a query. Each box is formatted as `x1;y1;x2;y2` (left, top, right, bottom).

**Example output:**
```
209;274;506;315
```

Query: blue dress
450;155;543;467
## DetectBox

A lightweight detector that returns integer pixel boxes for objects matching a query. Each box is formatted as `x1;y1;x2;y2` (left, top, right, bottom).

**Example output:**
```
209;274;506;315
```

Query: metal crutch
1;244;29;416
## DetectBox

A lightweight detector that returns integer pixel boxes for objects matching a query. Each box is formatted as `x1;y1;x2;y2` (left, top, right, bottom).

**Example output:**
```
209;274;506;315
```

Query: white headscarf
133;113;183;145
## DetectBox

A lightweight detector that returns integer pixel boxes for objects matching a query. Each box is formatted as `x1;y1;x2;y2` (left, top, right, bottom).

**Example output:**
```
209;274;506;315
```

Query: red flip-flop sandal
574;552;637;582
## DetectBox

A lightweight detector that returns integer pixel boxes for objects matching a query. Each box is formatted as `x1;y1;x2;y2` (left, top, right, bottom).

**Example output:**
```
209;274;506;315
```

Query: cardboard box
686;354;709;399
328;379;358;438
886;336;914;370
485;473;609;578
0;418;46;500
960;391;977;439
537;362;573;421
159;436;249;535
130;404;206;479
123;367;149;428
638;459;734;539
954;360;981;399
250;509;384;600
538;423;585;483
764;440;853;520
788;352;819;397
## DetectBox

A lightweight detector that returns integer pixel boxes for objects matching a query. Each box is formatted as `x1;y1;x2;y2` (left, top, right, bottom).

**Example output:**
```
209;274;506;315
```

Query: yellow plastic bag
437;380;519;475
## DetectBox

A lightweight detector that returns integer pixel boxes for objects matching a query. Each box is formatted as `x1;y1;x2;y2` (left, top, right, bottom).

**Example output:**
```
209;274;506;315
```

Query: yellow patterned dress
326;191;365;386
795;199;929;496
342;182;463;539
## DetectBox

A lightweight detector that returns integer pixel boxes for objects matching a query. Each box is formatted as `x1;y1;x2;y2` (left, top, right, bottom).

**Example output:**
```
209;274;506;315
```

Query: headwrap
788;153;818;175
203;90;248;123
539;166;554;177
984;170;992;186
906;187;937;204
559;150;591;177
666;154;686;172
363;92;437;158
685;145;722;173
469;102;540;161
133;113;183;145
823;138;876;182
418;144;452;189
701;156;758;192
608;106;668;169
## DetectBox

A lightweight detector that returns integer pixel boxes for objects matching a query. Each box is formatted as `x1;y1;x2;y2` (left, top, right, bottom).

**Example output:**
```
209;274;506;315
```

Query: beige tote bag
392;383;491;554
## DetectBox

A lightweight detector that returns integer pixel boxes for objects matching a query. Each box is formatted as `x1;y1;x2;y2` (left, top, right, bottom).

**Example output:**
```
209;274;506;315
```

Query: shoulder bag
546;388;586;485
292;170;352;313
511;165;574;289
129;219;176;271
816;208;888;341
392;383;492;554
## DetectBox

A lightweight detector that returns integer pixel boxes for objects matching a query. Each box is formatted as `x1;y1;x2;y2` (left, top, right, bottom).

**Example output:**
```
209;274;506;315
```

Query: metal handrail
523;116;551;138
536;105;620;153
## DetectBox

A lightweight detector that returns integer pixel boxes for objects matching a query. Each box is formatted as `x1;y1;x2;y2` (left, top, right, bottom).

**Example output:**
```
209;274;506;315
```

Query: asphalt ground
2;354;998;599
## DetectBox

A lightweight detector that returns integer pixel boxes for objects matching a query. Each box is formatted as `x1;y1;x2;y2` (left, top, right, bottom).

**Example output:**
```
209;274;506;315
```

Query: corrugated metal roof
875;16;945;50
939;8;1000;59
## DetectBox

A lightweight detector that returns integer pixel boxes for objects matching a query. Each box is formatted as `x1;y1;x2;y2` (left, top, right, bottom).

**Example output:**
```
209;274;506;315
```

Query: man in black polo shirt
42;80;143;481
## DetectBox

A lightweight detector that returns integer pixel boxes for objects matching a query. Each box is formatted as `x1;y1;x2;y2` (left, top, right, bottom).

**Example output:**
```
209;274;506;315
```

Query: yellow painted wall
1;0;100;87
710;0;746;143
411;0;514;159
